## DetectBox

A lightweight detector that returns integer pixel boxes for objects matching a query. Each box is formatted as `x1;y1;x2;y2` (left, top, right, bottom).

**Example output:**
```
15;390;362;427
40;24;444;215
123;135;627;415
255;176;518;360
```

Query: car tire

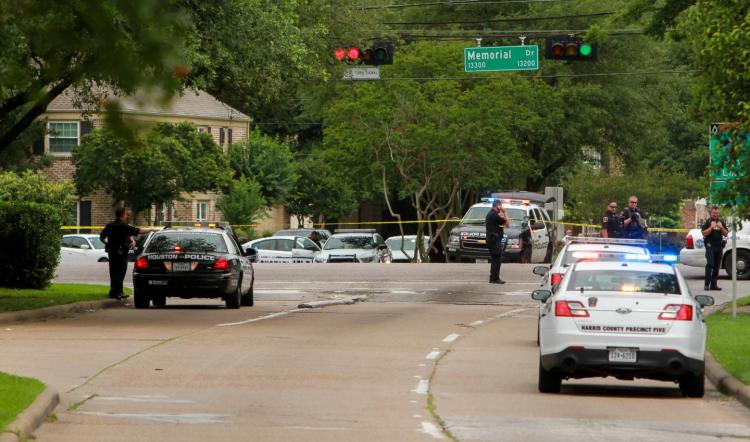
679;369;705;398
153;295;166;308
134;289;150;309
226;280;241;309
538;356;561;393
98;257;109;263
723;250;750;280
241;277;254;307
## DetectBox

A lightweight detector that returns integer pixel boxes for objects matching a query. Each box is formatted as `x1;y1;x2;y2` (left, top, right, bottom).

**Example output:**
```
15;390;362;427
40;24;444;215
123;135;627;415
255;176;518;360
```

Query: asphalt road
0;262;746;441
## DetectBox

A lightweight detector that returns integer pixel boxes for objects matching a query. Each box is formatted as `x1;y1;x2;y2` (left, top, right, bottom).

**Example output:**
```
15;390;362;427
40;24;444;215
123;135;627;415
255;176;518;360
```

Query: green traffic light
579;43;592;56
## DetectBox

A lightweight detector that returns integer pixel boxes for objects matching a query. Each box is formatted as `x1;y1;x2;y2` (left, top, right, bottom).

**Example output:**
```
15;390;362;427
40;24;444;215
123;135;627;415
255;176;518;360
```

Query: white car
679;224;750;279
314;230;391;263
61;234;108;262
386;235;430;263
532;259;714;397
243;236;320;263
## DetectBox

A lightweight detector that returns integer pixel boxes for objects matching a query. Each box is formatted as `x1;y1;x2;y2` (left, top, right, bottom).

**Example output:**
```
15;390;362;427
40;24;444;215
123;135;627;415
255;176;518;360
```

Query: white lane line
470;320;484;327
419;364;427;367
217;309;303;327
495;308;528;318
93;396;194;404
76;412;225;424
413;414;422;419
255;289;303;295
420;422;445;439
442;333;460;343
425;351;441;360
412;379;429;395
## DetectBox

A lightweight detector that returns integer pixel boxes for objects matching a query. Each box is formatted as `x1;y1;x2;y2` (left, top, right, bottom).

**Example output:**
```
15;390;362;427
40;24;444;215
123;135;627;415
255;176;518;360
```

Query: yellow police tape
60;219;689;233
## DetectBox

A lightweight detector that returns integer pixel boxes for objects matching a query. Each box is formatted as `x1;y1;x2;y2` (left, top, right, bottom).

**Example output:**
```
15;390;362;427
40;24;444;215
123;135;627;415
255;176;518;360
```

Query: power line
359;0;568;10
377;11;614;25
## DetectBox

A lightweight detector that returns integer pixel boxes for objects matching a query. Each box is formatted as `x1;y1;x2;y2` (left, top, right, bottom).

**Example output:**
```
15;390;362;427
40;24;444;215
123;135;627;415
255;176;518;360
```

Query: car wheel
538;355;561;393
679;368;705;398
241;276;254;307
226;279;241;309
152;295;166;308
98;257;109;263
134;289;150;309
724;250;750;280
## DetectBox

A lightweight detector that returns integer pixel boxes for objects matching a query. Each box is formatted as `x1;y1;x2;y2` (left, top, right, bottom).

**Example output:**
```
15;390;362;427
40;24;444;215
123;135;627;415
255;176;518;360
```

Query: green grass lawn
0;371;45;432
0;284;130;313
707;295;750;385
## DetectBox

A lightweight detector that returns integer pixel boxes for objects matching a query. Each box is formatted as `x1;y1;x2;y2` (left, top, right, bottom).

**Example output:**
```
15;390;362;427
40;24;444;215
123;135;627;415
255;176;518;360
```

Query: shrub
0;172;74;288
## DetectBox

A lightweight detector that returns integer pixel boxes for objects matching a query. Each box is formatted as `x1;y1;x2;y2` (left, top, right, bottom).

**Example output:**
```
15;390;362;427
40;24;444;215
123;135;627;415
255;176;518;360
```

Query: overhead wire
359;0;572;10
376;11;615;25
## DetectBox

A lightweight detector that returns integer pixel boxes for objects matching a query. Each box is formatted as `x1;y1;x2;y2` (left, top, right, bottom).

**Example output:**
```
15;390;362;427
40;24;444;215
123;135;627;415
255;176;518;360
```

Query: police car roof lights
564;236;648;246
649;254;679;263
479;197;531;206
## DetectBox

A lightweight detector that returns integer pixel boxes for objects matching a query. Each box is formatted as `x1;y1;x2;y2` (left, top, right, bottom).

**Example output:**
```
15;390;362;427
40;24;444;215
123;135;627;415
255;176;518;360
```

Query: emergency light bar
479;197;531;205
564;236;648;246
649;254;679;263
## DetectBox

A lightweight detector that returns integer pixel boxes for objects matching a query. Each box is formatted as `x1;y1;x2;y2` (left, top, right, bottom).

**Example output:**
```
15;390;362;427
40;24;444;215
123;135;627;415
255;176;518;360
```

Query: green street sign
464;45;539;73
709;123;749;206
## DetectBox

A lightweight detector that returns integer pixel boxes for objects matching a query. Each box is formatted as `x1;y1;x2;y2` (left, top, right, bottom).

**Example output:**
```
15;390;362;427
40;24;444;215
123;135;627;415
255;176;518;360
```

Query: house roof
47;87;252;122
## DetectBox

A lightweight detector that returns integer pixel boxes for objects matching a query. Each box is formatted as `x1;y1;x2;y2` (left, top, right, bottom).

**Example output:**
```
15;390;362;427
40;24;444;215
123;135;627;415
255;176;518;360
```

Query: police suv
447;198;554;263
133;223;256;309
532;256;714;397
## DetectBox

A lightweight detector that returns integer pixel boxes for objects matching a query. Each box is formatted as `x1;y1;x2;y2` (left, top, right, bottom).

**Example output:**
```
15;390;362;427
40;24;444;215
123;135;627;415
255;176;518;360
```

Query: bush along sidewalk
0;284;130;313
0;372;45;433
706;296;750;385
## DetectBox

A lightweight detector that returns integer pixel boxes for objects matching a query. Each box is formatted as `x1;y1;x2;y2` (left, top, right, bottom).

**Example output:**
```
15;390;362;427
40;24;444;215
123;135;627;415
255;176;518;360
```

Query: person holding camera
701;205;729;291
620;196;648;240
486;199;509;284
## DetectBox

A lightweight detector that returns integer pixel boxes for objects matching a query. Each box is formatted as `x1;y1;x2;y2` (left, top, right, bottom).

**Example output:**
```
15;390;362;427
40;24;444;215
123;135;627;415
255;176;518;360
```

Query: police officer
702;205;728;291
620;196;648;240
100;207;158;299
601;201;621;238
485;199;508;284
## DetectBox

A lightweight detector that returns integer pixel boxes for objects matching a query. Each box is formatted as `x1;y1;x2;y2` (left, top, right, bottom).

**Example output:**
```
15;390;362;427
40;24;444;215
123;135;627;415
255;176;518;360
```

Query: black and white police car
532;256;714;397
133;223;256;309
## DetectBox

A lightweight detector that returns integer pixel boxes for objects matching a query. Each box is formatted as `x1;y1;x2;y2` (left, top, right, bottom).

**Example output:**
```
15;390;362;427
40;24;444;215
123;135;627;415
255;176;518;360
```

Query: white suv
679;222;750;279
532;259;714;397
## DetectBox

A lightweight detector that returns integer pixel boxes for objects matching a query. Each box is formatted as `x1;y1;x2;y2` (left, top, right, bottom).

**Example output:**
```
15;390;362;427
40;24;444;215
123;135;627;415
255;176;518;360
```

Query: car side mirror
532;266;549;276
532;221;546;230
244;247;258;258
531;289;552;302
695;295;714;307
79;244;91;250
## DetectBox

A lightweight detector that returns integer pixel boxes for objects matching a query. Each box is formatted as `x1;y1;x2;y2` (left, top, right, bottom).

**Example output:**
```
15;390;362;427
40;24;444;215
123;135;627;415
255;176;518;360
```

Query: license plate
172;261;191;272
608;348;637;363
477;240;486;245
148;280;168;286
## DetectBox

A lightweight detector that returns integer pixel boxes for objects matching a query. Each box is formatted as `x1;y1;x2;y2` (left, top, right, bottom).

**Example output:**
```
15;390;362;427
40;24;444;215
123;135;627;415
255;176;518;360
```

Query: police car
132;223;256;309
532;257;714;397
447;198;554;263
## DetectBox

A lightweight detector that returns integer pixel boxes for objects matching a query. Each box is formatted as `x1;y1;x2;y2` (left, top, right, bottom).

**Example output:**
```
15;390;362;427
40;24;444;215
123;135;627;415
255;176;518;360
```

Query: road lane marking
419;363;427;367
76;412;226;424
413;379;429;394
93;396;194;404
442;333;460;343
420;422;445;439
217;309;303;327
426;351;441;360
495;308;528;318
470;320;484;326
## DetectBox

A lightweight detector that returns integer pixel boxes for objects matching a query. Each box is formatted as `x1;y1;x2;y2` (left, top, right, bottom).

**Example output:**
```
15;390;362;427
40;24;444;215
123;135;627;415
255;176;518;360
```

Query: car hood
450;224;523;238
390;250;415;261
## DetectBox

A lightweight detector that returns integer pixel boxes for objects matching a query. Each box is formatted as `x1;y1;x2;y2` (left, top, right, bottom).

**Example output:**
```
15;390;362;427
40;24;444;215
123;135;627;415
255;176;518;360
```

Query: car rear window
324;236;376;250
145;232;228;254
567;270;680;294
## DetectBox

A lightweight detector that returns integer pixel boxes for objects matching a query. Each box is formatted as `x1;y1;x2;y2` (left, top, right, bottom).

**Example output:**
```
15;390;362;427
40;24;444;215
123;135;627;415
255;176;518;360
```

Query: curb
0;298;125;325
298;295;368;309
703;304;750;410
0;387;59;442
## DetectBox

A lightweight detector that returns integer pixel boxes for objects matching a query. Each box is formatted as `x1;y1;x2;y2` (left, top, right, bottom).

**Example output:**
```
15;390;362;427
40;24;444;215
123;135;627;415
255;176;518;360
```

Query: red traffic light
347;47;361;61
550;42;564;57
333;47;346;61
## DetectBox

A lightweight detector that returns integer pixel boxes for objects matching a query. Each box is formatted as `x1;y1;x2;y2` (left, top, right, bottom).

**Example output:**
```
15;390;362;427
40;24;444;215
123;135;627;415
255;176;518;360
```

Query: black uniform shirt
100;220;140;255
485;209;506;238
701;218;726;248
621;207;647;235
601;210;621;237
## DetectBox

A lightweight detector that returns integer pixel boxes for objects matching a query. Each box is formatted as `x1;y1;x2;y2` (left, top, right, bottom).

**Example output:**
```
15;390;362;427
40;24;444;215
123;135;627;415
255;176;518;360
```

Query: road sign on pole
342;67;381;81
464;45;539;73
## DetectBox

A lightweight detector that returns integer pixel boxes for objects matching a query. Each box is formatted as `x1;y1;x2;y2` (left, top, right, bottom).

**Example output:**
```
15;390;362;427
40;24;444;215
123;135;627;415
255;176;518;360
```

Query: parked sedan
61;234;108;262
385;235;430;263
314;230;391;263
679;223;750;279
243;236;320;263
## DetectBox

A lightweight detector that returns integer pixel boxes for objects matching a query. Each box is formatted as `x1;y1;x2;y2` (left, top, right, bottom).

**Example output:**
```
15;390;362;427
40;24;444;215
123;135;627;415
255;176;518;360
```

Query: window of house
196;200;208;221
48;122;79;154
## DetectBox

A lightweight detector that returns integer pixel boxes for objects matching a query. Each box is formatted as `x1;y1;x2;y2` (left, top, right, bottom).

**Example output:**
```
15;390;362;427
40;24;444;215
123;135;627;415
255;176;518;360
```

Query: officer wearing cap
601;200;621;238
702;205;728;291
485;199;508;284
620;196;648;240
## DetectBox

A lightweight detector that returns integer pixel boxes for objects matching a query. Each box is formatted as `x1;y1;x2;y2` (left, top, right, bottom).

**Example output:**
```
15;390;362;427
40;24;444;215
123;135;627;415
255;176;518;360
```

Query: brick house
37;88;289;232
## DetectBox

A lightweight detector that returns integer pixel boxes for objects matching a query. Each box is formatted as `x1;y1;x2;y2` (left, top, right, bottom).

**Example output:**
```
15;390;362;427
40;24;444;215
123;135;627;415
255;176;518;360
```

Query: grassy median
706;295;750;385
0;371;45;432
0;283;130;313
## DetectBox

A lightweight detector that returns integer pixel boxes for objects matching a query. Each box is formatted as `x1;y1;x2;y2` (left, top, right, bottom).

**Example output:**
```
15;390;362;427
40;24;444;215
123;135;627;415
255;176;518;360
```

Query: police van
446;197;555;263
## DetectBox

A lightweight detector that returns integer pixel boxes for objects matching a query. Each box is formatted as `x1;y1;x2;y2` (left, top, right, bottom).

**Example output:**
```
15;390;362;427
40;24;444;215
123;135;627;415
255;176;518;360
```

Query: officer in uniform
701;205;729;291
601;201;621;238
485;199;508;284
620;196;648;240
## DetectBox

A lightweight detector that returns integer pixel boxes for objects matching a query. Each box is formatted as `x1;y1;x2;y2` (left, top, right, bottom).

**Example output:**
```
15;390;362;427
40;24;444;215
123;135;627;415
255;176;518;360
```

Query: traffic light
332;42;393;65
545;36;597;61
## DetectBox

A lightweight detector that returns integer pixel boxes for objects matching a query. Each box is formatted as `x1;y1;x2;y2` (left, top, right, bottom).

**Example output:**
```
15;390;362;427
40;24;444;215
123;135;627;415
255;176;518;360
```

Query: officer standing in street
486;199;508;284
702;205;729;291
100;207;158;299
620;196;649;240
601;200;621;238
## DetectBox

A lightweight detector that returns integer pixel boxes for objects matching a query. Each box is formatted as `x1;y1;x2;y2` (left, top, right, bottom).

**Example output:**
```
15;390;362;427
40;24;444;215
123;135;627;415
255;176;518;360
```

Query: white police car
532;256;714;397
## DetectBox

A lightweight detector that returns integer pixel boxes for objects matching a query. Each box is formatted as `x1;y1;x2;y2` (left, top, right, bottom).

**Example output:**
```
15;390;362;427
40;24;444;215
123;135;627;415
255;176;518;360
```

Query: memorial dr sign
464;45;539;73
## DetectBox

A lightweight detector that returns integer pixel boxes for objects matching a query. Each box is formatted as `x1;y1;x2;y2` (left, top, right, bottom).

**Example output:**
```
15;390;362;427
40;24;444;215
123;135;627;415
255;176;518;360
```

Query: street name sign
709;122;748;206
343;67;380;81
464;45;539;73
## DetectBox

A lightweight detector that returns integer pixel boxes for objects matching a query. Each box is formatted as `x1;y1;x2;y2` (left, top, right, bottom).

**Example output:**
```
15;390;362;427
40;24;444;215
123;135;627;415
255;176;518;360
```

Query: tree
216;176;266;237
73;123;229;215
227;132;298;207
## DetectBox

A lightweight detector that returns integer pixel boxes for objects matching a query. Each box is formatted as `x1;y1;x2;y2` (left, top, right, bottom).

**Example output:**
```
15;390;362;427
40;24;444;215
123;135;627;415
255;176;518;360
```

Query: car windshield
145;232;228;253
561;249;649;267
324;236;376;250
567;270;680;294
386;237;428;251
88;237;105;249
461;207;526;228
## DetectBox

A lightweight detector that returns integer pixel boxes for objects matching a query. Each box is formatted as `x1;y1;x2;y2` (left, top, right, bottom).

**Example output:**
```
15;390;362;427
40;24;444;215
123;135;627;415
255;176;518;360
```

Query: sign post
464;45;539;73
